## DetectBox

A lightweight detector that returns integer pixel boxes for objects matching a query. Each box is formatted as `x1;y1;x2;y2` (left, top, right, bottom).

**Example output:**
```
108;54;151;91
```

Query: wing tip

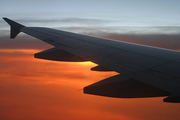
2;17;7;20
2;17;9;21
2;17;25;39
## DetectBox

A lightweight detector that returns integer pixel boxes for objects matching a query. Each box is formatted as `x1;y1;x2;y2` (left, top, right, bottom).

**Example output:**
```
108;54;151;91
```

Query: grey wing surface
3;17;180;103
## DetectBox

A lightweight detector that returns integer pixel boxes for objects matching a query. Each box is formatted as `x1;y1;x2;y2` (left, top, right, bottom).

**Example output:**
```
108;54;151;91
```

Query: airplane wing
3;17;180;103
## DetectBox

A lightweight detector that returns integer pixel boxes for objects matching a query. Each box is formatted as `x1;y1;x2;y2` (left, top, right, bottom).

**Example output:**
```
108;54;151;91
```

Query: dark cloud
56;26;180;35
93;33;180;50
1;29;180;51
54;18;109;25
0;36;52;49
1;18;109;27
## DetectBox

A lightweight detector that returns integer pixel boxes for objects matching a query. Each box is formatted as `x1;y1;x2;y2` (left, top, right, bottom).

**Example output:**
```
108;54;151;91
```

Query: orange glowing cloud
0;48;123;120
1;35;180;120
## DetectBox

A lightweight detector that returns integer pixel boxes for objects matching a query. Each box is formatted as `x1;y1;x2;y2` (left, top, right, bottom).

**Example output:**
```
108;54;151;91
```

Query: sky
1;0;180;34
1;0;180;120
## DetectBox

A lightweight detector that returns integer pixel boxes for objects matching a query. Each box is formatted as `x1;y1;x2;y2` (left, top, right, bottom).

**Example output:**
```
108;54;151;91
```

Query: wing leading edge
3;17;180;103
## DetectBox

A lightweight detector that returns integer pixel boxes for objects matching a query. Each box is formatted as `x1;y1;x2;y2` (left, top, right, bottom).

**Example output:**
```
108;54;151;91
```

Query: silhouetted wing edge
3;17;180;102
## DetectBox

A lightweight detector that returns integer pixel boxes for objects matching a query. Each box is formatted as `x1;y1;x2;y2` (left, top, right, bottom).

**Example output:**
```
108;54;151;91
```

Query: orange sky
1;36;180;120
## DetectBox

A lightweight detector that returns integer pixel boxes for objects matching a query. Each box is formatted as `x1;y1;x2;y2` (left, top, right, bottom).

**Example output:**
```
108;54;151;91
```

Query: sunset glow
0;39;180;120
1;0;180;119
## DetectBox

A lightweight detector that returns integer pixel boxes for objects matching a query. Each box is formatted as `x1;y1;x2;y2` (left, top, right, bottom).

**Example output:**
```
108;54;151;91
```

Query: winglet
3;17;25;39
